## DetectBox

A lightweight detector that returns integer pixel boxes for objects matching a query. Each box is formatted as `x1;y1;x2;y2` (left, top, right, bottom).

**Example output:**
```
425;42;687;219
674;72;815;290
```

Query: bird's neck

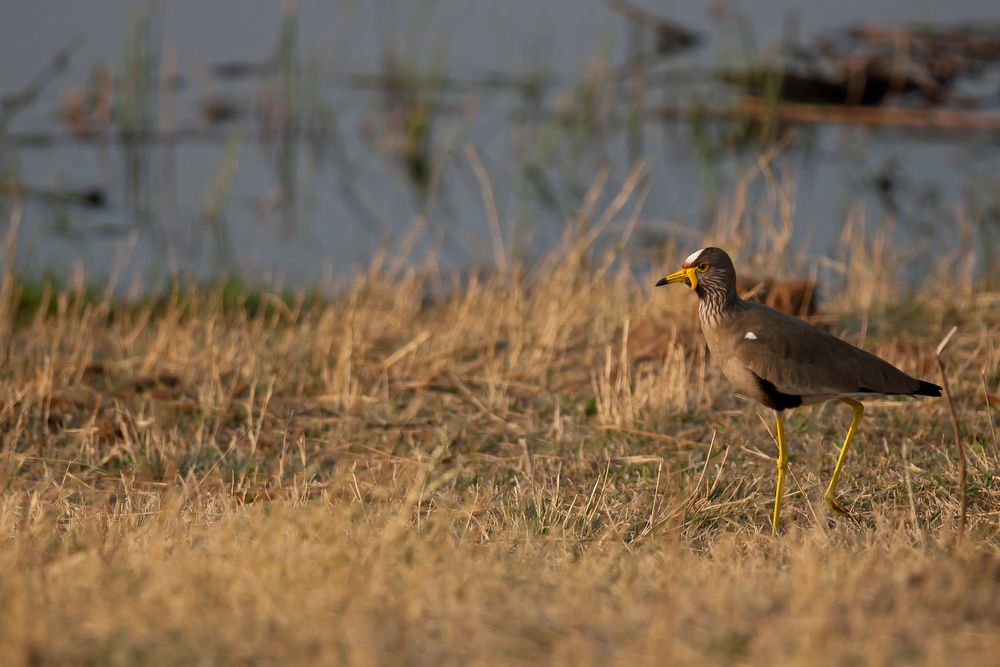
697;287;739;327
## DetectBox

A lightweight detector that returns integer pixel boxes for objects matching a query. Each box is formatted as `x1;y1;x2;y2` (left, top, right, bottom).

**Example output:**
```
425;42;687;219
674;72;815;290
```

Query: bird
656;247;941;534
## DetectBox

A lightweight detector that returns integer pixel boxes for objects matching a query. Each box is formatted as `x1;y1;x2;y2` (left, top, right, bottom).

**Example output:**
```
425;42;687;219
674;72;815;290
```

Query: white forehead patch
684;248;706;265
744;331;758;340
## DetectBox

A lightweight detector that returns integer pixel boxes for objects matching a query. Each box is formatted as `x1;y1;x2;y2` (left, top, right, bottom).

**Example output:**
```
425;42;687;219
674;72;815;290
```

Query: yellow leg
825;398;864;515
772;412;789;536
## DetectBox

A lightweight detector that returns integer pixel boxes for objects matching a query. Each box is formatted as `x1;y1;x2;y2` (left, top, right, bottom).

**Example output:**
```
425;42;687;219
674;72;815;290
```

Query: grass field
0;217;998;665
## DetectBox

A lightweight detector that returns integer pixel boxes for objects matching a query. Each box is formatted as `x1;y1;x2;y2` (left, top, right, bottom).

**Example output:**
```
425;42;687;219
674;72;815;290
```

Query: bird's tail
914;380;942;397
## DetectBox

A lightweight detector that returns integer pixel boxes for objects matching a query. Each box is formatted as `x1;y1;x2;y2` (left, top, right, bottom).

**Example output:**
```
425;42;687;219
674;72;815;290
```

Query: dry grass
1;188;999;664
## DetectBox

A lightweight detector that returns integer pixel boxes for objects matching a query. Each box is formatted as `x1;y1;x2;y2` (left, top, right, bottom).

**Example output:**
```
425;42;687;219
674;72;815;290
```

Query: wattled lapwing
657;247;941;534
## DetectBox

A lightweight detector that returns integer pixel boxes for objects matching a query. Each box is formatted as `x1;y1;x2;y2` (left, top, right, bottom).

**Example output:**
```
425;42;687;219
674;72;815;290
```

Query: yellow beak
656;267;698;291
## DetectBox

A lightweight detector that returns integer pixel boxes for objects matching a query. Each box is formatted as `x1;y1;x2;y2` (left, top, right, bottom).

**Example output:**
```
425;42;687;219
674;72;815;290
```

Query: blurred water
2;0;1000;289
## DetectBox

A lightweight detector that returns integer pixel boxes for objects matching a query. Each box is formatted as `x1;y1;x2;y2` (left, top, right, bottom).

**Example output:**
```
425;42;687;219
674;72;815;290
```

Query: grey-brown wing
730;305;921;397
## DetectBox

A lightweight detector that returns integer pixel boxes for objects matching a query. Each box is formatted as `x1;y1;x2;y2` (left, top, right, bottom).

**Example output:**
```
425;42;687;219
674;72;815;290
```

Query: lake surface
3;0;1000;290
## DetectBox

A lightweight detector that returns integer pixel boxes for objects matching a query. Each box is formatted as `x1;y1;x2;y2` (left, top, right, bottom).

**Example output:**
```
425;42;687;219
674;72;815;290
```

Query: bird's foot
824;493;851;517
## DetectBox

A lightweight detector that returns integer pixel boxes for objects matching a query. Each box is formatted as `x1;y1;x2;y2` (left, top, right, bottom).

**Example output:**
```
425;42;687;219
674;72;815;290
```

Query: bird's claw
824;494;851;517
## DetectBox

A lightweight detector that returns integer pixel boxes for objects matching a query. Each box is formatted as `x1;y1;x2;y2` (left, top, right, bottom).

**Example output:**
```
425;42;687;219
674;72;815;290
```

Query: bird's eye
696;263;709;272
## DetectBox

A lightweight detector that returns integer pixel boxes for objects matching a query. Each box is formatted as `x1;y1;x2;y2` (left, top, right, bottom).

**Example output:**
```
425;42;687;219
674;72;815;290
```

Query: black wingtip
655;277;668;287
915;380;942;397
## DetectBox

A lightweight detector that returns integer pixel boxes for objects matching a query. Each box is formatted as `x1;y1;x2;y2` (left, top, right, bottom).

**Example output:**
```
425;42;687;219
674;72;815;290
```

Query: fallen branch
649;97;1000;132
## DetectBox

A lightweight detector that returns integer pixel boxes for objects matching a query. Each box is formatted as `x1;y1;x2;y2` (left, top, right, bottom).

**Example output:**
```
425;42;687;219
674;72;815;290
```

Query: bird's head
655;247;736;299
